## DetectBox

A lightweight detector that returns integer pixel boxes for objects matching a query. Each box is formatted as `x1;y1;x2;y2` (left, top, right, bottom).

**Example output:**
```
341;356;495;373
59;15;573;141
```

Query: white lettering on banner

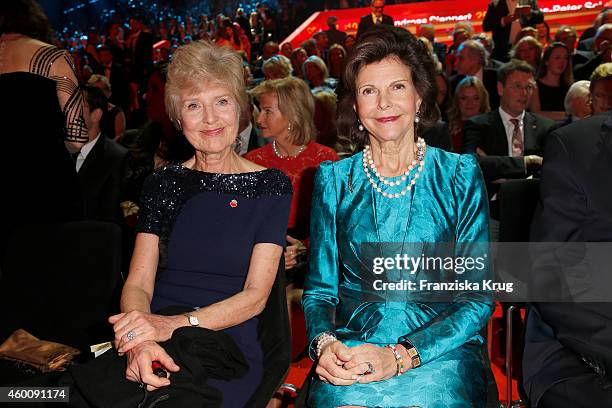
541;1;602;13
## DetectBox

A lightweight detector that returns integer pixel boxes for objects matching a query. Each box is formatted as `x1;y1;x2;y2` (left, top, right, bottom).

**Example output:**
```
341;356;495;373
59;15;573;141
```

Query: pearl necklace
362;138;426;199
272;140;306;159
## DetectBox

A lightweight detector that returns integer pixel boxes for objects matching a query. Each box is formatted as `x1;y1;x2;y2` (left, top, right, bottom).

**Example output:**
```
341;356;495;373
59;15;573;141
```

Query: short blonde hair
251;77;316;145
302;55;329;81
262;55;293;79
87;74;112;95
165;40;247;124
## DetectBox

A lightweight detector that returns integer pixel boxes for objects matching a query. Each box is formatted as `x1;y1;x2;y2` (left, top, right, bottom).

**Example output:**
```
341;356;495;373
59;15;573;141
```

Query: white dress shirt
75;132;101;172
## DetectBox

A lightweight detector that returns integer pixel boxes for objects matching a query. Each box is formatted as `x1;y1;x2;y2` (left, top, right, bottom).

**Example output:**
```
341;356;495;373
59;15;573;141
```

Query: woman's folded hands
316;341;399;385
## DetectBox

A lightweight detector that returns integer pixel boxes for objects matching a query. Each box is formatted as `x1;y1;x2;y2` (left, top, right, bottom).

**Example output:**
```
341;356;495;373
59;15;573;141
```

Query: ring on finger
365;361;375;374
126;329;137;342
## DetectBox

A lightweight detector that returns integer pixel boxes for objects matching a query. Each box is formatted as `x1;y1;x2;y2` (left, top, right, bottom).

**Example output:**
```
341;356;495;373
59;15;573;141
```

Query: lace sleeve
30;46;88;144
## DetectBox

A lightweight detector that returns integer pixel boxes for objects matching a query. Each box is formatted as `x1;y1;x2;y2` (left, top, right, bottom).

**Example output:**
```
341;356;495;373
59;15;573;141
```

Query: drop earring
357;119;364;132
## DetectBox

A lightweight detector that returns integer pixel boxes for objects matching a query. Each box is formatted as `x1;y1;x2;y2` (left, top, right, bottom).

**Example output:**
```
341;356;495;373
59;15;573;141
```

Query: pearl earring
287;124;292;132
357;120;364;132
414;113;420;124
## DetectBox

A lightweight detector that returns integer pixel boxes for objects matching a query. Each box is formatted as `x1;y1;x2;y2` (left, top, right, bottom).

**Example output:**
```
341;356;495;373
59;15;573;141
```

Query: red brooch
229;199;238;208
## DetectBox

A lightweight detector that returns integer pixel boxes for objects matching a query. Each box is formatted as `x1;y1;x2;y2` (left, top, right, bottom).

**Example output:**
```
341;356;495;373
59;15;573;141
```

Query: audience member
511;36;543;69
589;62;612;115
290;47;308;79
418;23;447;69
88;74;127;140
463;60;554;200
523;111;612;408
574;23;612;80
324;16;347;47
262;54;293;80
532;42;573;117
356;0;394;39
303;55;335;90
483;0;544;61
0;0;87;253
327;43;347;80
447;76;491;153
451;39;500;108
78;85;128;223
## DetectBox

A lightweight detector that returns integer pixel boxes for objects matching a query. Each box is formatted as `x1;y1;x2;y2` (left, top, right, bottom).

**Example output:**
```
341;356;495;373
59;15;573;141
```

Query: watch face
188;315;199;326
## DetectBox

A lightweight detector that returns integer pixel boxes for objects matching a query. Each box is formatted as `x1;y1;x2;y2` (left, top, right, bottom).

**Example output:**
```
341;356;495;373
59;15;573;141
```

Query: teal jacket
303;147;494;407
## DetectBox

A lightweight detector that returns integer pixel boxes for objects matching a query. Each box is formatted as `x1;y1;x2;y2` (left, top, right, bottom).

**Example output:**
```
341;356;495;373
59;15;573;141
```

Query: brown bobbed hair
0;0;52;42
337;26;439;148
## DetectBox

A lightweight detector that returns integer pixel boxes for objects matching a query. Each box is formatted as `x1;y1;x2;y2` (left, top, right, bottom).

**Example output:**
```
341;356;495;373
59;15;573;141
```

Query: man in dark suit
356;0;394;39
523;112;612;407
77;85;128;224
482;0;544;62
463;60;554;199
450;40;500;109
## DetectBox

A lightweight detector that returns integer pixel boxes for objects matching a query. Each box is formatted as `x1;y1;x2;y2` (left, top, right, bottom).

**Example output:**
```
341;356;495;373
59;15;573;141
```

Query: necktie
509;118;524;156
70;151;80;163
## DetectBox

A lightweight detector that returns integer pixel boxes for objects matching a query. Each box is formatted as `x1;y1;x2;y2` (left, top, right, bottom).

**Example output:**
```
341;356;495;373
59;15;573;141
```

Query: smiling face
179;81;240;154
546;46;569;76
457;86;482;119
256;92;290;141
355;57;422;145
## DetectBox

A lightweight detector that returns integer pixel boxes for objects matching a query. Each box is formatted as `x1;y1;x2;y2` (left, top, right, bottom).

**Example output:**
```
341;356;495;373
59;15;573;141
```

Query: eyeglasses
508;83;536;93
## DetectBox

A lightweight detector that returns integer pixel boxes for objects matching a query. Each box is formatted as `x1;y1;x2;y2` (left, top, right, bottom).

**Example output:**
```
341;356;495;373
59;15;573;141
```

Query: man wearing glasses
462;59;554;201
356;0;394;39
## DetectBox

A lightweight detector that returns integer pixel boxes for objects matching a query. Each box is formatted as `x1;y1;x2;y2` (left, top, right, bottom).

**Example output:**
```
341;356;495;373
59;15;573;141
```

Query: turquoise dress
303;147;494;408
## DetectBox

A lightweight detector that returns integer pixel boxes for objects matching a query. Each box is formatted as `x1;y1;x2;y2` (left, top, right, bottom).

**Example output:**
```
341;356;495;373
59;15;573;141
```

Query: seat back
244;256;291;407
0;221;122;349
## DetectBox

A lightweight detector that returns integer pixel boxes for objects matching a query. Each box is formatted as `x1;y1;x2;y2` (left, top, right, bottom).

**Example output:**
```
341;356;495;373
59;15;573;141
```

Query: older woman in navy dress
107;41;291;407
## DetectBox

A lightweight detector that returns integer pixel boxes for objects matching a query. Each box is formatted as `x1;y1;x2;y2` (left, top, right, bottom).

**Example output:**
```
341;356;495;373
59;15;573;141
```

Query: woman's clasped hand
316;341;408;385
108;310;182;353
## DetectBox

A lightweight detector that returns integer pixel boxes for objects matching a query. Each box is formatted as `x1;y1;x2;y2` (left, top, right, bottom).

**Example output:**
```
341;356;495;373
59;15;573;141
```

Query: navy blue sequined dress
136;164;291;407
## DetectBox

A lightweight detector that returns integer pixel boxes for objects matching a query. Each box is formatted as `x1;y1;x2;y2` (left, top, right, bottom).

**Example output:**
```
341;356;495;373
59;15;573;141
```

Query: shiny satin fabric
303;147;494;407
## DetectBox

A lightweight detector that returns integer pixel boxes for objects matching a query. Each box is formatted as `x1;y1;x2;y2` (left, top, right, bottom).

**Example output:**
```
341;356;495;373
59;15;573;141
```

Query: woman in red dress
246;77;339;281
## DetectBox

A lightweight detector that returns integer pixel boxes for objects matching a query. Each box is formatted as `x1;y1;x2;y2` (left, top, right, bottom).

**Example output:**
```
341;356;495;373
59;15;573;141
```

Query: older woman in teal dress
303;27;494;407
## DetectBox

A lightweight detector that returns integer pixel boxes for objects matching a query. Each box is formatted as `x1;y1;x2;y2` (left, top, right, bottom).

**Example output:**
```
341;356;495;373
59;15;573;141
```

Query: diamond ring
126;329;137;342
365;361;375;375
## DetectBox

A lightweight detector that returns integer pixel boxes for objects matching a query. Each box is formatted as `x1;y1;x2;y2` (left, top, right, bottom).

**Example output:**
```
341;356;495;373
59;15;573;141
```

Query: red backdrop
283;0;606;47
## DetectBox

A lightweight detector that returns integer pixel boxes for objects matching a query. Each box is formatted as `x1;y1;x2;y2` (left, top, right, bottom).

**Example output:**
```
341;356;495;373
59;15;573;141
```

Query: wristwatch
186;313;199;327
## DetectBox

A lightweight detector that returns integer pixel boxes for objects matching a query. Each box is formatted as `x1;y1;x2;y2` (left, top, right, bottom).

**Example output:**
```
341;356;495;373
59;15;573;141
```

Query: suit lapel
523;113;538;154
491;111;508;155
78;135;106;180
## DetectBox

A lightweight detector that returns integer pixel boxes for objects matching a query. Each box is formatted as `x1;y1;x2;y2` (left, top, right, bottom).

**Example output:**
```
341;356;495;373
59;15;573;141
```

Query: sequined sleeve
30;46;88;143
136;171;166;236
